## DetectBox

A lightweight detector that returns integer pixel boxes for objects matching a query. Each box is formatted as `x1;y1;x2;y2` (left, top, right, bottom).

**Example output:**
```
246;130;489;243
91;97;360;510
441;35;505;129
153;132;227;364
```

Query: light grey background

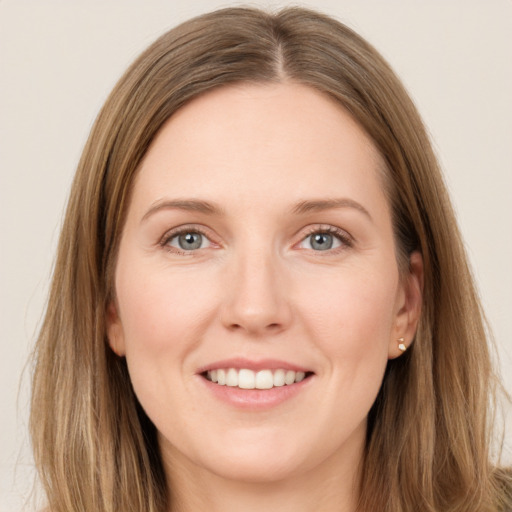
1;1;511;510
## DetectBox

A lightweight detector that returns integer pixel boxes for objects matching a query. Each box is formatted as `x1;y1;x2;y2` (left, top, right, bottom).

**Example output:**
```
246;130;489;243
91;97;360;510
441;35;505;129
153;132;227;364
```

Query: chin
216;429;339;485
204;450;307;484
164;426;314;485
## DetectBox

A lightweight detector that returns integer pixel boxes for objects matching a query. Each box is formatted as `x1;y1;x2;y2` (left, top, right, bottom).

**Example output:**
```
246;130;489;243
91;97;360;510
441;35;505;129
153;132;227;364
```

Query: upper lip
196;357;313;374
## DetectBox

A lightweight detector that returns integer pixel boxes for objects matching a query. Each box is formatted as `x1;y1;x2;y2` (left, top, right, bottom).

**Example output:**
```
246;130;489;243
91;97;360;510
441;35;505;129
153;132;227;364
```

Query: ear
388;251;424;359
106;301;126;356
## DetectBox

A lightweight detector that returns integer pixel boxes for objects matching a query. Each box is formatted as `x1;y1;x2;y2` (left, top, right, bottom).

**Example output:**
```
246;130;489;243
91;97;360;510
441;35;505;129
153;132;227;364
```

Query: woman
30;6;511;511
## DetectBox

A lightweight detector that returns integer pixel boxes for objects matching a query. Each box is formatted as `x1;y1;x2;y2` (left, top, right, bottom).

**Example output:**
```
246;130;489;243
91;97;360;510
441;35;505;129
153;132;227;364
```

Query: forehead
132;82;388;217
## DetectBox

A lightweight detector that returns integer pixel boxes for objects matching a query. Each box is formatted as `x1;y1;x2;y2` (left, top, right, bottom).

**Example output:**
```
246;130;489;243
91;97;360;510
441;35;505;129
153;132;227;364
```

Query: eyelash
300;225;353;253
159;224;353;255
159;225;213;255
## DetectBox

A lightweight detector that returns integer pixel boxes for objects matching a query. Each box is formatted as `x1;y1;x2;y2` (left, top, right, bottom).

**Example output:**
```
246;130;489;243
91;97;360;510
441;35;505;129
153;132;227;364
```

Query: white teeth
205;368;309;389
284;370;295;385
295;371;305;383
273;369;285;387
238;369;255;389
226;368;238;387
255;370;273;389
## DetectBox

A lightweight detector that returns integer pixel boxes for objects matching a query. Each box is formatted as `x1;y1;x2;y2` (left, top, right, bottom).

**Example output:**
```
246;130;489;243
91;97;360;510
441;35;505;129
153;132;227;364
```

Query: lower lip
198;374;314;410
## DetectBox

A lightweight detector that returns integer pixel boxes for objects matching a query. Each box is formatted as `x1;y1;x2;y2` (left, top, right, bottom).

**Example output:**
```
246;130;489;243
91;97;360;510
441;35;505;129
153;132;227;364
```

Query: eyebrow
141;199;224;222
141;197;372;222
291;198;372;220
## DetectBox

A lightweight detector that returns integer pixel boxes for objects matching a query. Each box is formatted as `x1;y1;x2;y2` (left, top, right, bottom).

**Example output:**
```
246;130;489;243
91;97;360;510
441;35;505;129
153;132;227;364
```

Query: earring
398;337;407;352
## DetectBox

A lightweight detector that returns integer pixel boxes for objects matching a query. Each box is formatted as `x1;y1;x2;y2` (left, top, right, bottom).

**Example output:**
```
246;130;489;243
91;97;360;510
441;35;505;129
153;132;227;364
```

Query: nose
220;248;292;336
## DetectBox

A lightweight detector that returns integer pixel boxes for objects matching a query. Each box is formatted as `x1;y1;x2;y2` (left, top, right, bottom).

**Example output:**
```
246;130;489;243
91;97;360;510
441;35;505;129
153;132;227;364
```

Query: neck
163;437;364;512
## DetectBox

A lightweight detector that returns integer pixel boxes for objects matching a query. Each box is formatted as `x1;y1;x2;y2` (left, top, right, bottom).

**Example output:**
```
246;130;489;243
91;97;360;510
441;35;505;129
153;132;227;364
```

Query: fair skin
107;82;423;512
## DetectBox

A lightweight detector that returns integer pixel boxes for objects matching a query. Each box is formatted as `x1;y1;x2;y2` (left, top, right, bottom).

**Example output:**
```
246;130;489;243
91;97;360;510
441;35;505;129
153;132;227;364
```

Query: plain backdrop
1;0;511;509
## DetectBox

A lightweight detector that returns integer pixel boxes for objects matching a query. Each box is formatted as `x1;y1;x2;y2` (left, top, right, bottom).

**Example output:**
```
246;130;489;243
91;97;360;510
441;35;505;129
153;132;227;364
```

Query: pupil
179;232;202;250
311;233;333;250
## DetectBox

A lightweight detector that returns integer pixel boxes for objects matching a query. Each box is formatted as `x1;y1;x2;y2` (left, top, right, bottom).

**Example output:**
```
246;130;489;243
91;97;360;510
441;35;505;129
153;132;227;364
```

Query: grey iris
178;232;203;250
311;233;333;250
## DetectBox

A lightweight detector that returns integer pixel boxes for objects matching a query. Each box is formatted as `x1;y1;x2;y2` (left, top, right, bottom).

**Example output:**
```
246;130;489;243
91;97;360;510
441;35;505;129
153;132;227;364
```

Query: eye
164;229;212;252
297;227;351;252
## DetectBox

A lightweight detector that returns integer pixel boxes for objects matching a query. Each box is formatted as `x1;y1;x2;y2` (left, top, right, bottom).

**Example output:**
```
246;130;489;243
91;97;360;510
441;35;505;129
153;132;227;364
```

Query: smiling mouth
203;368;314;390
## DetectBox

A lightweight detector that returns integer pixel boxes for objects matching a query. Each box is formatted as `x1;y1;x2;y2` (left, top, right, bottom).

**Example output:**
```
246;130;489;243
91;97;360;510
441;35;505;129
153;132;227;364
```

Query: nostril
226;322;282;332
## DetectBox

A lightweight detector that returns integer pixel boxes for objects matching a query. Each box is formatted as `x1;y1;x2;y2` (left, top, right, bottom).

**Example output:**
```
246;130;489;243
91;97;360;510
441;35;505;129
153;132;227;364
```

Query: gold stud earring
398;337;407;352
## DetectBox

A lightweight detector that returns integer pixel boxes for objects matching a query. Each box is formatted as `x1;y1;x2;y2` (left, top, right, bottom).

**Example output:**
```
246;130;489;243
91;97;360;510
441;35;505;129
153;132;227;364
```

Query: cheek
280;263;399;461
295;263;398;361
115;261;219;355
114;260;221;425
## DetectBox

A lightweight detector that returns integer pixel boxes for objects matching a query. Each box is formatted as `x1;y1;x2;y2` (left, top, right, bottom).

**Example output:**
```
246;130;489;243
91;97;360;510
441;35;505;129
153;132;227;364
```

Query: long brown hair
30;7;511;511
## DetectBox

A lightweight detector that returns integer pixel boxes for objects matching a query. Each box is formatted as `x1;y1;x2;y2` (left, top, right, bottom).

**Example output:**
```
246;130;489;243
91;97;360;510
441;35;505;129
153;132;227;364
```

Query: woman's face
107;83;422;485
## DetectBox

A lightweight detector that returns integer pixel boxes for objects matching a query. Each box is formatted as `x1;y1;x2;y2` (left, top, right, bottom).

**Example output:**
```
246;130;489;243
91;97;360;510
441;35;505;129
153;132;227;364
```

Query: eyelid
159;224;220;254
157;223;353;255
295;224;354;252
